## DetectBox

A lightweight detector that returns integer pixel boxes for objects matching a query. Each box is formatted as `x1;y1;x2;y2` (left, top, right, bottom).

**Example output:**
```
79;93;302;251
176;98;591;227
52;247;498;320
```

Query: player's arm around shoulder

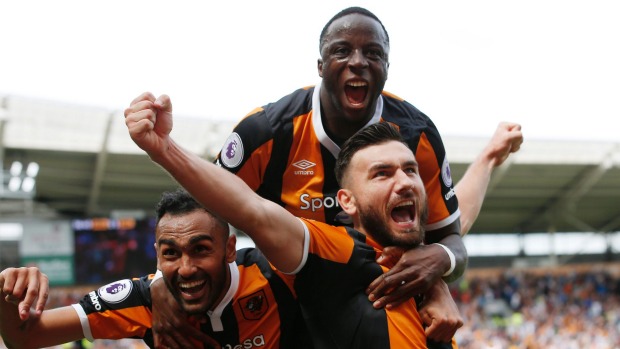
0;267;83;349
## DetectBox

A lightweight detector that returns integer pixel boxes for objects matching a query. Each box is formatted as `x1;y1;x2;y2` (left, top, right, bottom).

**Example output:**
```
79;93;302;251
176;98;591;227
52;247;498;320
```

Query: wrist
434;243;456;277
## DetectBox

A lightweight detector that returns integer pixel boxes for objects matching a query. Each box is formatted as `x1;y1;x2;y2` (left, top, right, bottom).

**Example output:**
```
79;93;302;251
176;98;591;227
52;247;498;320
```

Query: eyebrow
368;159;418;172
403;160;419;168
158;234;213;247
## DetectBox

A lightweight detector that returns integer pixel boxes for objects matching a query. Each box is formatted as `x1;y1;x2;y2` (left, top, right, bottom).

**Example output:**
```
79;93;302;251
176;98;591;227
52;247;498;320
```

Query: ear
317;58;324;78
225;234;237;263
337;188;357;216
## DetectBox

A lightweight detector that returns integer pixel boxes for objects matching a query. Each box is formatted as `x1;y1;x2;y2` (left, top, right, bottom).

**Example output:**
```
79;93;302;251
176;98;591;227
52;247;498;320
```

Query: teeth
396;201;414;208
347;81;367;87
179;280;205;289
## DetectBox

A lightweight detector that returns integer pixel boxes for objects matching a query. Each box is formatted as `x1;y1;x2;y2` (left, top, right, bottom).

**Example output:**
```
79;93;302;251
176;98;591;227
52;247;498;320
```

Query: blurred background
1;1;619;348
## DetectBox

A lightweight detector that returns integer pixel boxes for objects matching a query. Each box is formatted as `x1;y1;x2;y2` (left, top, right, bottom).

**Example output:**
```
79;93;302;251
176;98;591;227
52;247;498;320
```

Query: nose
178;255;197;278
394;169;415;194
348;49;369;69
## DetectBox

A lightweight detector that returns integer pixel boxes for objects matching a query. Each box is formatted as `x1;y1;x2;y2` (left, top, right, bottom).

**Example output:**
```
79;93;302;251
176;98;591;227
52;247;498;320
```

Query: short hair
319;6;390;53
335;122;405;187
155;188;228;232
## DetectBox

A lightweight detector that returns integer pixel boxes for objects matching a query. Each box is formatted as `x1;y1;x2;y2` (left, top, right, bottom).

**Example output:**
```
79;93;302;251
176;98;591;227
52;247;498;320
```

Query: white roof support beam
86;113;114;216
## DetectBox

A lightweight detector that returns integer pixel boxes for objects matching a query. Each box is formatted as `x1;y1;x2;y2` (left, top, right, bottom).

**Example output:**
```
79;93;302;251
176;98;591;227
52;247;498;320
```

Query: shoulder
381;92;432;124
300;219;356;261
261;86;315;127
236;247;269;267
80;276;151;312
225;86;315;149
380;91;443;144
241;86;315;126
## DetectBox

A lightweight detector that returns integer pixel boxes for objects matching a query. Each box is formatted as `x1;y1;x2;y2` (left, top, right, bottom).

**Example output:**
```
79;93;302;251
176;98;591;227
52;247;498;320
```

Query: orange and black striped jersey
296;218;456;349
71;248;303;349
215;82;460;235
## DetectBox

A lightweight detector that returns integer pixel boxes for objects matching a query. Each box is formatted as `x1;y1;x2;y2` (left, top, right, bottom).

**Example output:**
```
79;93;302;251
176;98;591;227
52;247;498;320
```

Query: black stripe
257;88;314;206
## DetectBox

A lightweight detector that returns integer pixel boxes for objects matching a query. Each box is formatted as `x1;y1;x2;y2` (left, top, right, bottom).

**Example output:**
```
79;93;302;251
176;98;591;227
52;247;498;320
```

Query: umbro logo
292;160;316;170
292;160;315;175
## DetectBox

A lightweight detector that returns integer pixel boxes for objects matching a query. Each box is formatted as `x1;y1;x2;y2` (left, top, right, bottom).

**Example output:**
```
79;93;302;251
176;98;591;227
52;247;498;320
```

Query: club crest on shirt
220;132;244;168
239;290;269;320
97;279;133;304
441;157;453;188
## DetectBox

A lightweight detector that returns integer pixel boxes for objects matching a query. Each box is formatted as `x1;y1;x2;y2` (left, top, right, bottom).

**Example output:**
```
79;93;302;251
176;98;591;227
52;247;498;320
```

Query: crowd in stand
451;264;620;349
2;264;619;348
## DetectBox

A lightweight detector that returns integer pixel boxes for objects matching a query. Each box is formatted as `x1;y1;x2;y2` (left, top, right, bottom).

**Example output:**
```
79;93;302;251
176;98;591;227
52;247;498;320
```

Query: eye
367;50;381;59
161;247;178;258
365;48;385;61
192;243;215;256
404;166;419;176
372;169;389;178
333;46;351;57
194;245;209;253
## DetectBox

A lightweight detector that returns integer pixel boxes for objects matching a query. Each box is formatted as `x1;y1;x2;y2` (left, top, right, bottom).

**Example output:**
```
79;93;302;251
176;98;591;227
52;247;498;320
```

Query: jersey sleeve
73;276;153;341
414;125;460;233
214;109;275;191
301;219;354;265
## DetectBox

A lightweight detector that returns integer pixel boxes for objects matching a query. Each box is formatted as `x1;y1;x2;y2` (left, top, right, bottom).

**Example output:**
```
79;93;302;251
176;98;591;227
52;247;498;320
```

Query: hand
0;267;49;321
367;244;446;309
150;279;220;349
375;246;405;268
419;280;463;343
485;122;523;167
124;92;174;158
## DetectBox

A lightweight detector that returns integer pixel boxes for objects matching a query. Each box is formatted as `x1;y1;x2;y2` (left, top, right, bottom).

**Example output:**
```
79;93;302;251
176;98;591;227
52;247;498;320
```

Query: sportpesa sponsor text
222;335;266;349
300;193;339;211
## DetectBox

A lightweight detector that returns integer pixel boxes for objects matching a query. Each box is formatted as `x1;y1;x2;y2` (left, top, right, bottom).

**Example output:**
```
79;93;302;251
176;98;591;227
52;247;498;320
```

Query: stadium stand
1;95;619;348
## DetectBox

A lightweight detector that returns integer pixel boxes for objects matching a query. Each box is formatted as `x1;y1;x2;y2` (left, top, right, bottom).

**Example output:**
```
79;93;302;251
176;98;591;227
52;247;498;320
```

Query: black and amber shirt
295;218;456;349
71;248;300;349
215;82;460;233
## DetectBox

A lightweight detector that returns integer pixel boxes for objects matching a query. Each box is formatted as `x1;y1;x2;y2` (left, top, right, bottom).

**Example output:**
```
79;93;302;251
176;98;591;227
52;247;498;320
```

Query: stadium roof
1;95;619;235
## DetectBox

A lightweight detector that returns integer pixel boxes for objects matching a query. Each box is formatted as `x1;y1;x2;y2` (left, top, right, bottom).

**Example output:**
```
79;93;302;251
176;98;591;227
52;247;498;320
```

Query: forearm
454;153;495;235
435;233;467;282
151;139;262;231
455;121;523;235
0;304;82;349
0;300;28;348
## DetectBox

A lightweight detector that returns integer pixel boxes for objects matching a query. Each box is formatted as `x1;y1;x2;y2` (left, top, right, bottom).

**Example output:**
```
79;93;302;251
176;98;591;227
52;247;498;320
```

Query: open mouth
391;201;416;224
345;81;368;106
178;279;207;299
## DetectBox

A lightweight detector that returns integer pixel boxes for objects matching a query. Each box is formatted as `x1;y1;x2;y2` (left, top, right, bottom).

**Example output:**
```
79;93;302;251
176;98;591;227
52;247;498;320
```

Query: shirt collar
206;261;239;332
311;80;384;159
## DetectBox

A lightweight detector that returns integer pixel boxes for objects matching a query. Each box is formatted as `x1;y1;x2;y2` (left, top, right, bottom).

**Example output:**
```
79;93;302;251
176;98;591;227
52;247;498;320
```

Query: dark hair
335;122;405;186
155;188;228;232
319;6;390;53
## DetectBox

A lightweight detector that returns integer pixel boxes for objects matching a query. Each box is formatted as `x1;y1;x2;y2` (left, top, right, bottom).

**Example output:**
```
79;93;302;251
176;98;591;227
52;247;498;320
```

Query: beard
164;261;228;316
358;200;428;249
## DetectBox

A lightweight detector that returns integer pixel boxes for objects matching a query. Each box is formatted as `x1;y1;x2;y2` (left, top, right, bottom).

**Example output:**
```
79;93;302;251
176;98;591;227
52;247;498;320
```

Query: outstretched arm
124;92;305;273
455;122;523;235
0;267;83;349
